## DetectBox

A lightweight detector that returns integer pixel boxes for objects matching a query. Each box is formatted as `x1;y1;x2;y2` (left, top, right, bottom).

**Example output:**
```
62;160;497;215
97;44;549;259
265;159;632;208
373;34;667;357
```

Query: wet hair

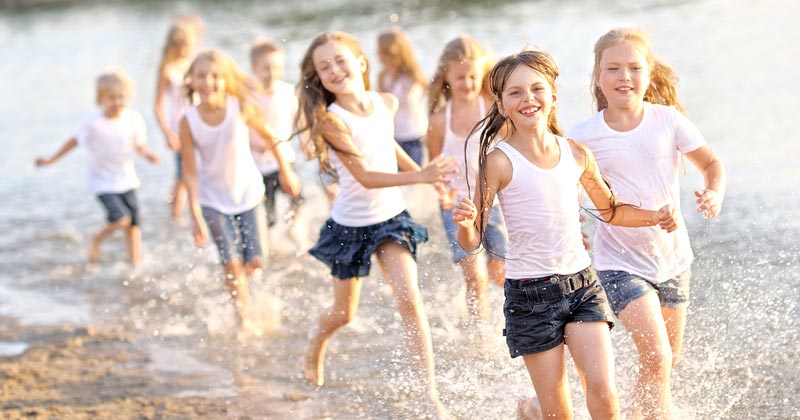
296;31;370;176
591;27;684;114
96;67;135;104
249;37;284;66
377;27;427;87
428;35;494;115
184;50;265;133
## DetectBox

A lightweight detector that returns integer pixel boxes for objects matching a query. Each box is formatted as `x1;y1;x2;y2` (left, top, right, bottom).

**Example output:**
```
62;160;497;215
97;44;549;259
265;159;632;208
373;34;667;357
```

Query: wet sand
0;316;315;420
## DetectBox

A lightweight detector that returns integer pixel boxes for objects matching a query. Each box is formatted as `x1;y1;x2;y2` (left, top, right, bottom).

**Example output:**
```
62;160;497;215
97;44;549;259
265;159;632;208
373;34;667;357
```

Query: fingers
695;189;721;219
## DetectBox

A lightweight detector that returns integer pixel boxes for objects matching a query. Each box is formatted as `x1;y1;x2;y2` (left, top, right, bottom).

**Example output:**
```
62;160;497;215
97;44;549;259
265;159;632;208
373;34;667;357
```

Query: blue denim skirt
309;210;428;280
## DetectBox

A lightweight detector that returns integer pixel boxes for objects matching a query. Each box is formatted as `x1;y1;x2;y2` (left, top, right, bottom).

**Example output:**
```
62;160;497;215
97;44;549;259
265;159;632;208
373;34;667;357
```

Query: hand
166;131;181;152
193;219;208;247
656;204;678;232
452;196;478;228
695;189;722;219
439;188;458;211
279;168;302;199
579;214;591;250
34;157;50;167
420;155;458;184
147;152;162;165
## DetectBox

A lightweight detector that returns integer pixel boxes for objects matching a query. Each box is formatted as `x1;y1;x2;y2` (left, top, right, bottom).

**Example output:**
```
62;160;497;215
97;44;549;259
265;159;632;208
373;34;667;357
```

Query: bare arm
322;112;455;189
573;140;676;231
454;149;512;252
426;110;445;160
685;145;726;218
179;117;208;247
154;67;181;151
35;137;78;167
135;143;161;164
245;106;302;198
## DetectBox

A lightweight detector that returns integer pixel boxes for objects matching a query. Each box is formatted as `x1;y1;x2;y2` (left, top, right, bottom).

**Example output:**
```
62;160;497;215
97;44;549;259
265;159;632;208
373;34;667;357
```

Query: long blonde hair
185;50;264;130
377;27;427;87
158;24;195;73
428;35;494;115
591;27;684;114
296;31;370;175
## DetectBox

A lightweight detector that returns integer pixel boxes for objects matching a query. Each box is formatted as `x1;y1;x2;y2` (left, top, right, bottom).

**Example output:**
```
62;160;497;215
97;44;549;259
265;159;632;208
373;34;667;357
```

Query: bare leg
458;255;489;326
222;259;256;337
521;344;573;420
375;241;449;419
125;225;141;267
88;216;130;263
488;257;506;288
618;294;673;420
287;203;312;254
302;276;362;386
565;322;620;420
170;180;187;221
661;306;687;367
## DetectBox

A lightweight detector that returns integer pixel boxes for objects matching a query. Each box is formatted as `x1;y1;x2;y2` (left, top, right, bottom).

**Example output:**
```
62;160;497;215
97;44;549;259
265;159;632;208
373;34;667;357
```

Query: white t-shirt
381;73;428;141
249;80;298;175
74;108;147;194
185;96;265;214
327;92;406;227
495;139;591;279
568;103;707;283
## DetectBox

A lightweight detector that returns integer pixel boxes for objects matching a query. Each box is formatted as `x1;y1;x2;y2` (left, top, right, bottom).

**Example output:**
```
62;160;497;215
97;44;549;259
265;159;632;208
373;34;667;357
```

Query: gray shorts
598;269;691;315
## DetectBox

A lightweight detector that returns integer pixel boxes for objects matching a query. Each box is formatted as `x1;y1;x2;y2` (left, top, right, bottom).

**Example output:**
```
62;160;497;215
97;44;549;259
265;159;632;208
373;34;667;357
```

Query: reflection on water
1;0;799;418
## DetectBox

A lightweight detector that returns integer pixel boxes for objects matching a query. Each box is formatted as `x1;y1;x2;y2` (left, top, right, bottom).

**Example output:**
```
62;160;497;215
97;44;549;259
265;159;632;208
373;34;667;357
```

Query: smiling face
444;59;484;102
596;40;650;110
190;57;226;104
312;40;367;96
497;64;556;131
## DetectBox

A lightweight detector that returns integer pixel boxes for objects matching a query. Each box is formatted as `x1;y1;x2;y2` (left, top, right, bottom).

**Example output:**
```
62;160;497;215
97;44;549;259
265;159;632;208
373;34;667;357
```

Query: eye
632;65;643;71
607;66;619;71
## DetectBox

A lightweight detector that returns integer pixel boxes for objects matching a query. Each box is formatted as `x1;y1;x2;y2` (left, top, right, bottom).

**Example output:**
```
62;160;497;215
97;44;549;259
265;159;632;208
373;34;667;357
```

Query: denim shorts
201;203;268;266
96;189;139;226
396;137;424;167
503;267;615;358
598;269;691;315
440;204;507;263
261;170;305;227
309;210;428;280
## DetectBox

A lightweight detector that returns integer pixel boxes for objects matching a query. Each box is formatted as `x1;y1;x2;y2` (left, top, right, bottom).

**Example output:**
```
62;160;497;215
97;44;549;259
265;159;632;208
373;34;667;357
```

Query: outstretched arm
322;112;457;189
247;112;302;198
685;145;726;218
136;143;161;164
35;137;78;167
573;140;677;231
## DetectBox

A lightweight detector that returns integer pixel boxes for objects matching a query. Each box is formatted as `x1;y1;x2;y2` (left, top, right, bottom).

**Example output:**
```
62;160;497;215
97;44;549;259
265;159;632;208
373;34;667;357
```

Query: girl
154;19;201;221
179;50;301;337
35;68;161;267
297;31;456;419
569;27;726;420
376;27;428;166
427;35;506;328
453;50;677;420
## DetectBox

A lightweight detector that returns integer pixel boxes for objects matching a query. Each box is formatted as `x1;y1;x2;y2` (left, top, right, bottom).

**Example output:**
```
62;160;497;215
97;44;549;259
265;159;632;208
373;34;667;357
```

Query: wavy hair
428;35;494;115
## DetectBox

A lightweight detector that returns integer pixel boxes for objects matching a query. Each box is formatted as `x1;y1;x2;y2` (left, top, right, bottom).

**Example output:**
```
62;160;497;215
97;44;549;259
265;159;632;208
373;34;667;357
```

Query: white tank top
186;96;265;214
165;63;189;133
440;98;486;200
327;92;406;227
381;73;428;141
495;138;591;279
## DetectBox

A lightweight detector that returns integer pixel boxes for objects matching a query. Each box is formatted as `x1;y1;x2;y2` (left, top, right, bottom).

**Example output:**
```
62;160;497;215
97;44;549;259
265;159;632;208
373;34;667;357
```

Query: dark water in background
1;0;799;418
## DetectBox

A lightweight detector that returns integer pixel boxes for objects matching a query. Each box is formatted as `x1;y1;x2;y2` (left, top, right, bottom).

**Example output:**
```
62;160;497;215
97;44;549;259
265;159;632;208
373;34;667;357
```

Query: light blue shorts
201;203;268;266
440;204;507;263
598;269;691;315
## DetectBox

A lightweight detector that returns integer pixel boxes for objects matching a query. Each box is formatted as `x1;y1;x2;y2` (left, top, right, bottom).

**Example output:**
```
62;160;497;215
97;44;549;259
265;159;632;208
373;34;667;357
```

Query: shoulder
646;102;681;121
567;112;603;140
566;137;595;172
486;146;513;182
320;110;351;137
377;92;398;114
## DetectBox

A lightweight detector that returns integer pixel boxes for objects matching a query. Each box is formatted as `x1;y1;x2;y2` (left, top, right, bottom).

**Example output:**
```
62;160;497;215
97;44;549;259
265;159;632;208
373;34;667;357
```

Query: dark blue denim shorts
96;189;139;226
309;210;428;280
503;266;615;358
598;269;691;315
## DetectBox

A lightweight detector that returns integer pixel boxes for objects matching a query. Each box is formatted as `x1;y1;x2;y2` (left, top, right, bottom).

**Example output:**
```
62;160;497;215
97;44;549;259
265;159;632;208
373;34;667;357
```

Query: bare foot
87;238;101;263
517;396;543;420
301;338;324;387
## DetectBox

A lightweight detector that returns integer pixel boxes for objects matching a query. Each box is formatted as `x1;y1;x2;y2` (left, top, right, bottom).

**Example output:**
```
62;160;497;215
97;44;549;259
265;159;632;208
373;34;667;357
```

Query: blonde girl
569;27;726;420
154;19;202;221
427;35;506;328
179;50;301;337
453;50;678;420
297;31;456;419
376;27;428;165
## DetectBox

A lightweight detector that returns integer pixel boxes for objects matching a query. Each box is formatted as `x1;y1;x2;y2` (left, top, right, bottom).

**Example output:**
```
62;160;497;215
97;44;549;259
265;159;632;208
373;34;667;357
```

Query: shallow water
1;0;799;418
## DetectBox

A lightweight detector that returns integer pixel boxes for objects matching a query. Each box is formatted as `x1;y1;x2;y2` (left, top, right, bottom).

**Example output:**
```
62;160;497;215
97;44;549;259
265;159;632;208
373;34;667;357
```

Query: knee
112;216;132;228
641;347;673;377
330;306;357;327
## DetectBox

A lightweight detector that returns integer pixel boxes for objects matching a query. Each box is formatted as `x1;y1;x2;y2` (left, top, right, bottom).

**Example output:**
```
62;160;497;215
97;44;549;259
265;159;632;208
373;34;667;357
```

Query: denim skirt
309;210;428;279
